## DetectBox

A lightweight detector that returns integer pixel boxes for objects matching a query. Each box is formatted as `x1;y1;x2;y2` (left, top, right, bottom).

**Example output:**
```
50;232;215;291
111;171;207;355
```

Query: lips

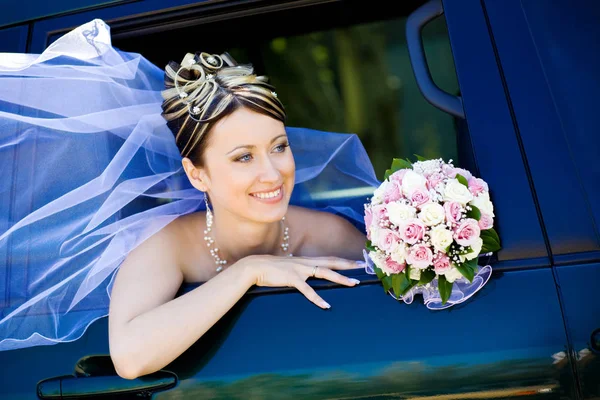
250;185;282;200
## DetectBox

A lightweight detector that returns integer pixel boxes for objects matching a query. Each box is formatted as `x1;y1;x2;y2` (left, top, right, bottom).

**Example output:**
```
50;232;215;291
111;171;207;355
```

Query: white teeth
252;188;281;199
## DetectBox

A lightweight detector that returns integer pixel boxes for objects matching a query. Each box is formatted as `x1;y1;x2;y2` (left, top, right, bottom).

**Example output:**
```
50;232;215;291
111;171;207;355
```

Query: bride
0;19;379;378
109;52;368;379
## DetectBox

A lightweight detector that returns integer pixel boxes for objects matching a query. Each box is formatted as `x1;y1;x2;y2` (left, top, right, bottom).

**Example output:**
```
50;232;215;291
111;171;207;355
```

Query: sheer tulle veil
0;19;380;351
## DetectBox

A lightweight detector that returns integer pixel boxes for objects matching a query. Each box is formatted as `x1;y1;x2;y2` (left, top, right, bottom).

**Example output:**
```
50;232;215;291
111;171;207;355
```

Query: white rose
390;243;407;264
430;225;454;253
471;192;495;217
467;237;483;260
387;202;416;226
459;237;483;262
401;170;428;197
370;225;383;249
443;179;474;205
444;266;464;283
371;180;389;205
418;203;446;226
409;267;421;281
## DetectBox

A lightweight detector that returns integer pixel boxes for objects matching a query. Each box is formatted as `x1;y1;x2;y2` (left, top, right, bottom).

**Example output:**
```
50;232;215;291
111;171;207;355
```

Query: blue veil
0;19;380;351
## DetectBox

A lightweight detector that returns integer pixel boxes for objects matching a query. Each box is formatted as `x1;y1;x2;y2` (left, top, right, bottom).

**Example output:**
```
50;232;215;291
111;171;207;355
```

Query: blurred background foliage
228;15;460;181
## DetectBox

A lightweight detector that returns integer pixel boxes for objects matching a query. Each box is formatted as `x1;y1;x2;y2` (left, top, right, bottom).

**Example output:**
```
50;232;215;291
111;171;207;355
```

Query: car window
115;2;462;183
229;15;460;181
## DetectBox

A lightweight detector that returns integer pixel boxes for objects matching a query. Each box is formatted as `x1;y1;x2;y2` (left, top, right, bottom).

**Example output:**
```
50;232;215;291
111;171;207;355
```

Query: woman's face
195;107;295;224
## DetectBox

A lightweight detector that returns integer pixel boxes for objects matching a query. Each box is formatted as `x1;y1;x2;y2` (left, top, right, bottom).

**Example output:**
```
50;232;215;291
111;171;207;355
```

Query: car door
481;1;600;398
0;0;582;399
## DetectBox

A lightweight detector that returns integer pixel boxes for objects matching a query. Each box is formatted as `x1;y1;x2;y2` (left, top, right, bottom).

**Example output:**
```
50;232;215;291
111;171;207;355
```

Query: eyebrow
226;134;288;155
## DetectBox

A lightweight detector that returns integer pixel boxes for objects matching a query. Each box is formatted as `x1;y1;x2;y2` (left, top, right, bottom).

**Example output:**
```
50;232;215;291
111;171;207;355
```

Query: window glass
116;2;462;181
228;15;460;180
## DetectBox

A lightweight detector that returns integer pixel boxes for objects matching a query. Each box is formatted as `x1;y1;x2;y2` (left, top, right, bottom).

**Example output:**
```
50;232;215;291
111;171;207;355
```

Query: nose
258;155;281;183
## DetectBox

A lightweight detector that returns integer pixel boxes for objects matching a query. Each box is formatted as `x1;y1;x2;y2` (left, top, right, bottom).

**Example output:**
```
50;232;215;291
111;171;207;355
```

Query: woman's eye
274;143;290;152
235;143;288;162
236;154;252;162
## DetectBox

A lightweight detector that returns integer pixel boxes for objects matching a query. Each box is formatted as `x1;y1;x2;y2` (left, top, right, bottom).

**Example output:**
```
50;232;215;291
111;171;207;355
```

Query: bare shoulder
122;219;178;265
109;217;185;325
287;205;366;260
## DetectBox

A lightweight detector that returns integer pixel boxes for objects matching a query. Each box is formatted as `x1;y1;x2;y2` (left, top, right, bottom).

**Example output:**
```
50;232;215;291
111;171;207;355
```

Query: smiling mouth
250;186;282;200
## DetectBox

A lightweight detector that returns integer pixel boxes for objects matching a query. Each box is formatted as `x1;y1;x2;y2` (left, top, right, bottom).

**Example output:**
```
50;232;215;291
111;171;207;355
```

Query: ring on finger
311;265;319;278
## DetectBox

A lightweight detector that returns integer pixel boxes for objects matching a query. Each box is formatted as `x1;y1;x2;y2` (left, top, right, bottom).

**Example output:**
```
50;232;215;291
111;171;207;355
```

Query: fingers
295;281;331;309
311;266;360;287
293;256;361;271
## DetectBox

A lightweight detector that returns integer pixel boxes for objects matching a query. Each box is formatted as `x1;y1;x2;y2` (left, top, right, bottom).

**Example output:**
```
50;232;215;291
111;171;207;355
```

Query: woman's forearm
110;261;255;379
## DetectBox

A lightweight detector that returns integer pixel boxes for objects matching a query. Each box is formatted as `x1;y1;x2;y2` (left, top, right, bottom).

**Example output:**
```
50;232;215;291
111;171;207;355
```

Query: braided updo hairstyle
160;52;286;167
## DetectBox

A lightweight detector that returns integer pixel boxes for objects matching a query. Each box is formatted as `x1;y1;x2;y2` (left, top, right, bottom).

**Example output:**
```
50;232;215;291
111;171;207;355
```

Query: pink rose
449;167;473;181
433;253;451;274
376;229;401;253
364;207;373;240
444;201;463;225
406;244;434;269
454;218;481;246
385;257;406;273
410;188;430;209
426;172;445;190
383;181;403;204
478;212;494;230
389;169;408;185
468;177;488;196
398;218;426;245
371;204;388;228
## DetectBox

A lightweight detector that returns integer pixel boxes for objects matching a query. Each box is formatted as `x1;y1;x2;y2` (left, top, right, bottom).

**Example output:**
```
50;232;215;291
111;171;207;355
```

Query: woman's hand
237;255;361;309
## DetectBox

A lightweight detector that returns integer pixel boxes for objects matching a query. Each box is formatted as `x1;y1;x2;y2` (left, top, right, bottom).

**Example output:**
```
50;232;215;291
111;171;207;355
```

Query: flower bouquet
363;156;501;308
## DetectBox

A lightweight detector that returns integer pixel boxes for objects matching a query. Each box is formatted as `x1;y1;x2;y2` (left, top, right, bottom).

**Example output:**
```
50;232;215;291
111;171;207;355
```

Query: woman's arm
108;230;255;380
109;222;361;380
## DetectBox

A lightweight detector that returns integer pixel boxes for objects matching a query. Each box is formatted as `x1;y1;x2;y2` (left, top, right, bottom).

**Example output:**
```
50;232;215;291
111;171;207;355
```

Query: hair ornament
200;52;224;70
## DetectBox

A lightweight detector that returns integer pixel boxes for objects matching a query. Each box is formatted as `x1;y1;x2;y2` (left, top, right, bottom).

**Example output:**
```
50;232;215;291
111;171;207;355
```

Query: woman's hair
160;52;286;166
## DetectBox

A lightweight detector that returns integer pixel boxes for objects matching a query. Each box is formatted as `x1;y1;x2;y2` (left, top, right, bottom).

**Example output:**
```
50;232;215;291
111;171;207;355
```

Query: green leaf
385;158;413;180
438;275;453;304
466;205;481;221
372;264;386;281
419;269;436;285
456;174;469;188
414;154;428;162
391;272;413;297
390;158;412;172
481;241;500;254
482;228;500;244
480;229;501;253
465;257;478;270
455;258;477;282
382;275;393;293
365;240;377;252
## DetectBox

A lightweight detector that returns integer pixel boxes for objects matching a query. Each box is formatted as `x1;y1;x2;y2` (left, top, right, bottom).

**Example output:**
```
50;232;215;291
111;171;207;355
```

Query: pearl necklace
204;212;292;273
